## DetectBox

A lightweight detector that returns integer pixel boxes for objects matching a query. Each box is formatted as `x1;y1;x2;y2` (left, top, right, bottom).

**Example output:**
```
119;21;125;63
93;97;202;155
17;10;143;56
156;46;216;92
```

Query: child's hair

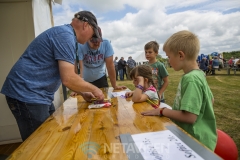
144;41;159;53
163;30;200;60
129;65;157;89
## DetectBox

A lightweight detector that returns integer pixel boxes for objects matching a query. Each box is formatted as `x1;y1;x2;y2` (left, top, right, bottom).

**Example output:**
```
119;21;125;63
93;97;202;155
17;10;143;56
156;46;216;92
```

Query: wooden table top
7;87;214;160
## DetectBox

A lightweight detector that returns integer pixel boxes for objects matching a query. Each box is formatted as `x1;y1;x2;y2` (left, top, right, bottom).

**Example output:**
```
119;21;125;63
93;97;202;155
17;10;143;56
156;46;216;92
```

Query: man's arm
74;60;83;78
105;56;126;90
79;60;83;78
142;108;197;124
58;60;104;99
105;56;117;88
74;60;78;74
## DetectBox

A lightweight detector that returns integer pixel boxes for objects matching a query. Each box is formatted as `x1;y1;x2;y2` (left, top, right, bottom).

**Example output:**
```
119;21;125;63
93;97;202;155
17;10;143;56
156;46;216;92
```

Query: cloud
52;0;240;59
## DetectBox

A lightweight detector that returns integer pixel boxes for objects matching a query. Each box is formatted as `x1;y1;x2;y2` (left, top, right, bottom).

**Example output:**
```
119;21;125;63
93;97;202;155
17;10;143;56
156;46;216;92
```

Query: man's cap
74;11;101;39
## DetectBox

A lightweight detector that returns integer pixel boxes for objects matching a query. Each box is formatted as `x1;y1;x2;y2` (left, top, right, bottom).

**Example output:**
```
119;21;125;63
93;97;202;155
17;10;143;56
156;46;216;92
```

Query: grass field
115;67;240;159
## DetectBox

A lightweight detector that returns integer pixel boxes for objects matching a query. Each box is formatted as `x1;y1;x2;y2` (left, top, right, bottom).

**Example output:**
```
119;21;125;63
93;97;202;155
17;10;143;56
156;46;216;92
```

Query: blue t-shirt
78;39;114;82
1;24;76;105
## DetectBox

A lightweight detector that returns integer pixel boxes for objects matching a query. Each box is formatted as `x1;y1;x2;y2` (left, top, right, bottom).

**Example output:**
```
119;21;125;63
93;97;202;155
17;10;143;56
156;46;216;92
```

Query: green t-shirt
148;61;169;100
172;70;217;151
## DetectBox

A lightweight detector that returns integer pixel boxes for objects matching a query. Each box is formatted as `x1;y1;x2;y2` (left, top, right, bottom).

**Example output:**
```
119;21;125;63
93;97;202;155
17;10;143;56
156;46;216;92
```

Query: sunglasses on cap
75;14;89;22
75;14;96;31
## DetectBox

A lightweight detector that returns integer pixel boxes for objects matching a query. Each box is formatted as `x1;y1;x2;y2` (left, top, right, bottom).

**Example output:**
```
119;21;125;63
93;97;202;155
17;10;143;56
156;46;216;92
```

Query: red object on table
214;129;238;160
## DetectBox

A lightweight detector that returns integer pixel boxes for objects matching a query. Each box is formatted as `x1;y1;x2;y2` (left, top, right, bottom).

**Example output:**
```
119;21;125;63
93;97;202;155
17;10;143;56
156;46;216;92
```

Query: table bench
227;67;239;75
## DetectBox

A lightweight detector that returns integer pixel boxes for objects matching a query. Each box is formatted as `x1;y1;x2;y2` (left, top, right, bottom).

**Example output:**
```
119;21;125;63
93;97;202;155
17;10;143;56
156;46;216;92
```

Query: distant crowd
114;56;137;81
198;54;240;75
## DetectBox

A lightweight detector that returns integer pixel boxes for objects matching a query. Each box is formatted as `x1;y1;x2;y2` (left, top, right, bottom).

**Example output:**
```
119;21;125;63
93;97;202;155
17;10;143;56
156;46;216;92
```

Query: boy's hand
158;92;162;100
125;91;133;98
141;108;161;116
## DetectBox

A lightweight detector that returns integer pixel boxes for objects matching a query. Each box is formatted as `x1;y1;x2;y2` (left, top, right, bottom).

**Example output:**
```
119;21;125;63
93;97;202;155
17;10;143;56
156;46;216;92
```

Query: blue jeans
5;96;55;141
118;69;124;80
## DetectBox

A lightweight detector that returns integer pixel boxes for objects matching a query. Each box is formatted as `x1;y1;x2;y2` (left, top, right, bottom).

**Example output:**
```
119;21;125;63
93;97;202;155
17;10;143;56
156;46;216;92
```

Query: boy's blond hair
144;41;159;53
163;30;200;60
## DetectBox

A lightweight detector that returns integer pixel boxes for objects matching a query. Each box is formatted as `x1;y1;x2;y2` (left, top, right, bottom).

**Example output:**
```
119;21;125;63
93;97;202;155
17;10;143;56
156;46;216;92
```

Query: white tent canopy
132;51;148;64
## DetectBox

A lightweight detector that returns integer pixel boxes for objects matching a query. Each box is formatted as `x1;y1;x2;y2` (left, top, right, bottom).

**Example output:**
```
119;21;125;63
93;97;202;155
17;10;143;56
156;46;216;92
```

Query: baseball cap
90;27;103;43
74;11;101;39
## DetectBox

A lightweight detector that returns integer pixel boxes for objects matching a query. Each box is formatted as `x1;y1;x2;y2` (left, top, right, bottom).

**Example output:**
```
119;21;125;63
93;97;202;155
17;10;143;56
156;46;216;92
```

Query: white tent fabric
133;52;148;64
32;0;52;37
53;0;62;4
32;0;63;109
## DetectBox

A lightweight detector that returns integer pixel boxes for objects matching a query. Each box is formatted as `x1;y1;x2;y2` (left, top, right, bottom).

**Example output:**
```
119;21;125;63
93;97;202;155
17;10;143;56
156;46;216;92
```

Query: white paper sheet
111;89;131;97
131;130;204;160
159;103;172;110
63;97;77;108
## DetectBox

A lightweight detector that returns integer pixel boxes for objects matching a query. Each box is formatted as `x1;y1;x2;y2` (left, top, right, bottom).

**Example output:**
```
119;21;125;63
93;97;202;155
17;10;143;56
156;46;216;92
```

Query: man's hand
81;88;104;102
81;92;95;102
70;91;78;97
141;108;161;116
92;88;105;101
114;85;127;90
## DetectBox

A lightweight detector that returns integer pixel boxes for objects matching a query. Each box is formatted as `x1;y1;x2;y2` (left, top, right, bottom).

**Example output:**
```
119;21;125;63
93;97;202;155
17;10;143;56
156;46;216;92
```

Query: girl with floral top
125;65;159;108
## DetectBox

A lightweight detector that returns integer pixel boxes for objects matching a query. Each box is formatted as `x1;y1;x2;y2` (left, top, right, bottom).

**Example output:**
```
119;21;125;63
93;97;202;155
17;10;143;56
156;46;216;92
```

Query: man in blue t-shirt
0;11;105;141
71;27;126;96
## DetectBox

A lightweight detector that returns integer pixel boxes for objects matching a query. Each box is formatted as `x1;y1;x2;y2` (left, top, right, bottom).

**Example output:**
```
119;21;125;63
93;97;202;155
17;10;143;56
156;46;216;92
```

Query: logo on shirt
152;68;158;75
152;68;159;89
83;50;104;65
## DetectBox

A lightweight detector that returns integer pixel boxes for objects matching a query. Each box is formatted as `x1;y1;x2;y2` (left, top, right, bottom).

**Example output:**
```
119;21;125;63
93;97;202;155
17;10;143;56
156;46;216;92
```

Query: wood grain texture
6;88;197;160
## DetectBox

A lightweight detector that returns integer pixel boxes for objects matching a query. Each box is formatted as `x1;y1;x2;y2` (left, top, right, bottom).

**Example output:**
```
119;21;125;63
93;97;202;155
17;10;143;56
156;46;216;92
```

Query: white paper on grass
131;130;204;160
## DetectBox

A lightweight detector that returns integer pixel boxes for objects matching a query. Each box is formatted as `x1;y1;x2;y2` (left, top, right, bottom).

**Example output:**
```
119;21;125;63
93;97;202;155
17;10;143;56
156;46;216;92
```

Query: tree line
222;51;240;60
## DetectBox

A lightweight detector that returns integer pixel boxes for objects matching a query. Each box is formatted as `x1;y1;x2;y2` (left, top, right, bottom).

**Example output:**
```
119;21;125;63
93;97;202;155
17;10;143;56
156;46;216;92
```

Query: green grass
115;68;240;158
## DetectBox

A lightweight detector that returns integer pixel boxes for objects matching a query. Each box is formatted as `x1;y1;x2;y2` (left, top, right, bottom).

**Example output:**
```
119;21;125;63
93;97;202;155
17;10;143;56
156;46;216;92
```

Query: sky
52;0;240;61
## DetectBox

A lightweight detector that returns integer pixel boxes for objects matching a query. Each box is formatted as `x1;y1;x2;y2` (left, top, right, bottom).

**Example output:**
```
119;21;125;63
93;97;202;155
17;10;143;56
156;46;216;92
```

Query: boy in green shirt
141;30;217;151
144;41;169;102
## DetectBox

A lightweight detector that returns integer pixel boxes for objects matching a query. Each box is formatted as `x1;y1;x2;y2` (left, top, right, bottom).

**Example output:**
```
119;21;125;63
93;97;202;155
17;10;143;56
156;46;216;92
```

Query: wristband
136;84;144;90
159;107;166;117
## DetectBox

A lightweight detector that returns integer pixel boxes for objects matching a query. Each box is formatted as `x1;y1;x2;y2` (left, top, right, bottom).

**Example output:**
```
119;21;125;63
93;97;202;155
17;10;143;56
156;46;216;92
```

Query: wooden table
7;88;219;160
